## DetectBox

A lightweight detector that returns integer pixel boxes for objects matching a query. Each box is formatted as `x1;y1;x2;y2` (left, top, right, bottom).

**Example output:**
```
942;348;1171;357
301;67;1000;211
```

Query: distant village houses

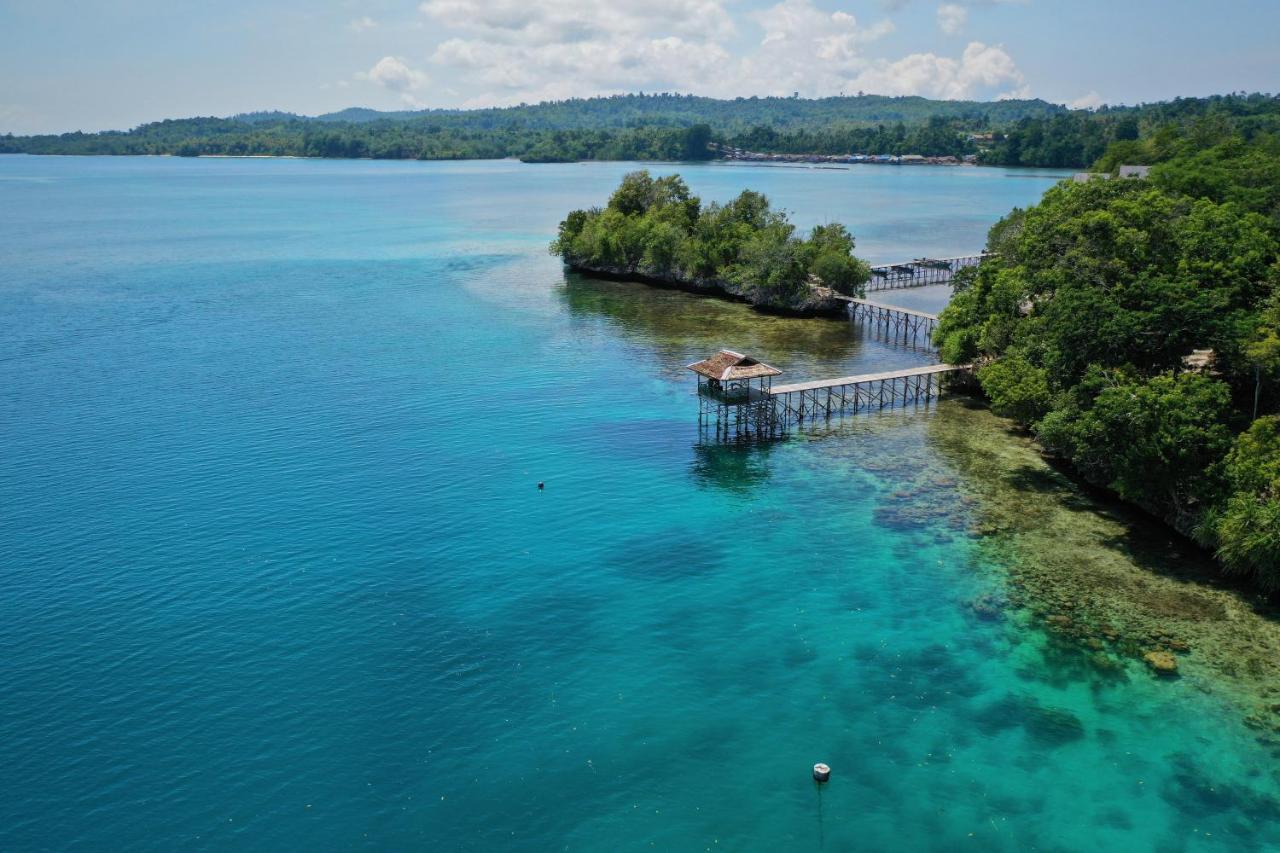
1073;164;1150;183
710;143;977;167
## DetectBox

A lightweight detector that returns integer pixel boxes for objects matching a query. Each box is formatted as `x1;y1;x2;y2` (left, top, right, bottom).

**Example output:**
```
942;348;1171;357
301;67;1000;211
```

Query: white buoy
813;763;831;783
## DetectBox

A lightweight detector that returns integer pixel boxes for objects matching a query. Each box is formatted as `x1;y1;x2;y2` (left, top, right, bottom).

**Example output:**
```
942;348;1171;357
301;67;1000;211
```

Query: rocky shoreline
566;263;851;318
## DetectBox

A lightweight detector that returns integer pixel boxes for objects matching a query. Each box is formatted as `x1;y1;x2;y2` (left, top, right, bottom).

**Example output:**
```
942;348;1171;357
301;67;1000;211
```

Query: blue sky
1;0;1277;134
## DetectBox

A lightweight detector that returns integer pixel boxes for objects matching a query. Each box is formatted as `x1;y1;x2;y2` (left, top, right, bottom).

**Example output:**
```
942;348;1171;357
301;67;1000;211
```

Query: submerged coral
922;397;1280;727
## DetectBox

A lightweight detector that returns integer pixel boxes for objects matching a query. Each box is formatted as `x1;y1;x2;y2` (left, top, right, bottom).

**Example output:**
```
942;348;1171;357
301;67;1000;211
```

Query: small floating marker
537;481;545;491
812;763;831;783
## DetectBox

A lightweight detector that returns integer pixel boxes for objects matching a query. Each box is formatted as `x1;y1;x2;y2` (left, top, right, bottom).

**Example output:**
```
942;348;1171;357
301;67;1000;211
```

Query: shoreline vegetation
550;170;870;315
935;104;1280;590
3;91;1277;169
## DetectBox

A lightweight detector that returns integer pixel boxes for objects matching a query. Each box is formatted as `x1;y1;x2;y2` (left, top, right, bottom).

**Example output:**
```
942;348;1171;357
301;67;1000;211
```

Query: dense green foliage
724;115;980;157
304;92;1061;131
5;91;1276;168
551;171;869;312
1205;417;1280;581
0;91;1059;145
936;133;1280;588
0;92;1055;162
0;116;716;163
982;93;1280;169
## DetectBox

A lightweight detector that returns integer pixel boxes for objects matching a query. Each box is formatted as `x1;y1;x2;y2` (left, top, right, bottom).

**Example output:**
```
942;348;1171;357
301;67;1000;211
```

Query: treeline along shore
3;91;1277;169
935;108;1280;589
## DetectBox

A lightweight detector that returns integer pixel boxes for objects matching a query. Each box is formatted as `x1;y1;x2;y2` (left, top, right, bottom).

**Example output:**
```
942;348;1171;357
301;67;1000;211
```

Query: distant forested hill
0;92;1059;163
978;93;1280;168
1;91;1276;167
301;93;1064;130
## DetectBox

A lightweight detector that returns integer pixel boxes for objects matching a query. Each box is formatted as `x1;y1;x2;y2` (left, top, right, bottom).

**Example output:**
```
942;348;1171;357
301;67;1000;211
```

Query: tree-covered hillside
0;92;1061;162
309;93;1064;131
935;126;1280;587
3;91;1276;170
980;93;1280;168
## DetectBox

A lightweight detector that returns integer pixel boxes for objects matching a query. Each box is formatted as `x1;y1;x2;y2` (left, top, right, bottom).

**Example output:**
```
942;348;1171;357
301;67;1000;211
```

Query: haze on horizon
1;0;1277;135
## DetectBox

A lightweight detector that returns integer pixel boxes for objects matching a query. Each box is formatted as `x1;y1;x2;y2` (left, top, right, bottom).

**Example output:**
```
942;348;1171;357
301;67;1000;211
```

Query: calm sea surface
2;155;1278;851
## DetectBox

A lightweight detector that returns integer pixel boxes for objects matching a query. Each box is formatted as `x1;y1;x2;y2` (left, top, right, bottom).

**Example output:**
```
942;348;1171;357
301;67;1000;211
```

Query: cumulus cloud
734;0;895;95
358;56;430;107
352;0;1030;108
421;0;905;106
348;16;378;33
937;4;967;34
420;0;736;45
1069;90;1104;109
848;42;1029;100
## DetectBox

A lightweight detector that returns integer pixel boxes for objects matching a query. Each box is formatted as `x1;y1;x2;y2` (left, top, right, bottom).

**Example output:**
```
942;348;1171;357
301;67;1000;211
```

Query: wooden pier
685;249;990;439
690;350;969;441
867;254;988;291
769;363;966;430
844;298;939;345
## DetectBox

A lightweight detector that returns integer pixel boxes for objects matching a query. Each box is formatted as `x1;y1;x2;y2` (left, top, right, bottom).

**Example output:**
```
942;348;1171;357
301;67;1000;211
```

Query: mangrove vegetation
551;170;870;314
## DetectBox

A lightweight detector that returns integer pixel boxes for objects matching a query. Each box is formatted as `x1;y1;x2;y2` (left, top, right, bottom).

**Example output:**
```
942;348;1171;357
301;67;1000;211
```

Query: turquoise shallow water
2;155;1279;851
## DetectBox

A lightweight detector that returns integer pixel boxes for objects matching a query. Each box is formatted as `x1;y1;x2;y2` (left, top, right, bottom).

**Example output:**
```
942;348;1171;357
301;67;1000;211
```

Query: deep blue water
3;155;1279;851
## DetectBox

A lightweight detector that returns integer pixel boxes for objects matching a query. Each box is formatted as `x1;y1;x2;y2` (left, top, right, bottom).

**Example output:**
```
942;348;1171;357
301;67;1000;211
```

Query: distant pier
844;298;939;345
867;254;989;291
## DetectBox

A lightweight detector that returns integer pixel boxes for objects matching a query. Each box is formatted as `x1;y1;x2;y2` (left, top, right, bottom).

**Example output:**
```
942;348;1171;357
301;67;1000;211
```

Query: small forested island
551;170;870;314
936;123;1280;586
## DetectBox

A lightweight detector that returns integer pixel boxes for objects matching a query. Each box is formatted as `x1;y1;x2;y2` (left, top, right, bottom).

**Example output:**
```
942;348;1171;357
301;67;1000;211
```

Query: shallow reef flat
921;398;1280;739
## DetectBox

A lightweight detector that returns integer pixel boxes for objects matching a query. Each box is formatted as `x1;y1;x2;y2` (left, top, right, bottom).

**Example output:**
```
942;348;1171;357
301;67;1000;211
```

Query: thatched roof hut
687;350;782;382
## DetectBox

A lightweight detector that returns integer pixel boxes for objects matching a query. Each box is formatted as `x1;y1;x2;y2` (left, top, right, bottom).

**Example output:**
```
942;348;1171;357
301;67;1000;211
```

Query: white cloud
419;0;736;45
848;42;1029;100
1068;90;1104;109
357;56;430;107
348;16;378;33
423;0;905;105
352;0;1029;109
888;0;1028;7
937;4;967;34
733;0;895;96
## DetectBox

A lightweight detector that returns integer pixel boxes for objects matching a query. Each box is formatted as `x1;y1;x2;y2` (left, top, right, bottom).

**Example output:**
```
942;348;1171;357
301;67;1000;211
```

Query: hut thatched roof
687;350;782;381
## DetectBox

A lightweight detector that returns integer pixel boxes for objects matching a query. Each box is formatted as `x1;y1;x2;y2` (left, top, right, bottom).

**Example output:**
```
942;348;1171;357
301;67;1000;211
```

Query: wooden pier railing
768;363;968;429
695;278;973;440
866;254;989;291
844;298;939;345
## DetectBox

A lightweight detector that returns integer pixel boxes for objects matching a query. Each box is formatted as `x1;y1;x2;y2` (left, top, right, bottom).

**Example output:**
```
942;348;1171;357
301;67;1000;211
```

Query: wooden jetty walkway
683;251;995;439
689;351;969;441
867;253;988;291
808;291;941;345
843;297;939;344
769;364;966;429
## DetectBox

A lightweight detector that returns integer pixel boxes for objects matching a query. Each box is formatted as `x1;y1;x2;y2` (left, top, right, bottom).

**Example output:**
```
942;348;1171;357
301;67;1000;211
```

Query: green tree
1038;371;1233;521
1207;417;1280;587
977;354;1052;425
806;223;870;296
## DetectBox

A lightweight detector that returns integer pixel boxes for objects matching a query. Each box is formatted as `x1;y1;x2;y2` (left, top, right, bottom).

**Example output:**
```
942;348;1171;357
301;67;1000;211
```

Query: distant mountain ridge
255;93;1067;130
6;91;1273;169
